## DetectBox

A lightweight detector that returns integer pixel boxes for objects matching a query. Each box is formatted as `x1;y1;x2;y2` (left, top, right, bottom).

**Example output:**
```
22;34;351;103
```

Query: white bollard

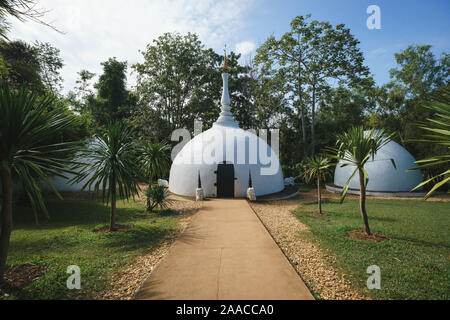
158;179;169;187
247;187;256;201
195;188;204;201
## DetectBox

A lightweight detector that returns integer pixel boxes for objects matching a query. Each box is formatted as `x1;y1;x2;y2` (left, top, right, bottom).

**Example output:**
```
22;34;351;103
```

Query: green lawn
3;198;180;299
294;196;450;300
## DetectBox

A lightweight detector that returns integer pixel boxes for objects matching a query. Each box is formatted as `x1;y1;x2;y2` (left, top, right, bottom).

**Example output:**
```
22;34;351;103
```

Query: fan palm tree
72;122;141;231
407;87;450;199
301;155;333;214
138;141;171;187
329;127;395;235
0;82;81;282
138;142;171;211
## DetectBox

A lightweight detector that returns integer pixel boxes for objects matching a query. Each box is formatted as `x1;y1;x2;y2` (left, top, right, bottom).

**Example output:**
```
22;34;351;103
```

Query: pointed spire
222;45;228;72
213;44;238;127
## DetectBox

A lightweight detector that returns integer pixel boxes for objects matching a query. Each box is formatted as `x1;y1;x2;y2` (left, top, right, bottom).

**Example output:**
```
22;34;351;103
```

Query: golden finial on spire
222;44;228;72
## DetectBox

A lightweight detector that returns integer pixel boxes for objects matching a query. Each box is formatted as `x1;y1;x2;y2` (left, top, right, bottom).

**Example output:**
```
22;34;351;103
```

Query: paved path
134;198;314;300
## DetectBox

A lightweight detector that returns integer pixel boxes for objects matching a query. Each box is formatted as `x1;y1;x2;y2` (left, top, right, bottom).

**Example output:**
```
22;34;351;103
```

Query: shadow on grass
389;235;450;248
99;224;171;251
12;200;146;230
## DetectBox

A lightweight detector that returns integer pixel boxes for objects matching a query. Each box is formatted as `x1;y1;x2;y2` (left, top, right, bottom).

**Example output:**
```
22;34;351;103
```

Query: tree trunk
0;168;13;283
317;176;322;214
297;39;307;157
358;168;371;235
147;175;152;212
110;184;116;232
311;83;316;157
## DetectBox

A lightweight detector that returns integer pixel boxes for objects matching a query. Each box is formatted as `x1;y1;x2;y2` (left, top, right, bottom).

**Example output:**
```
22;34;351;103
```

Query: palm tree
0;82;81;282
138;141;171;187
301;155;333;214
73;122;141;231
329;127;395;235
408;87;449;199
138;141;170;212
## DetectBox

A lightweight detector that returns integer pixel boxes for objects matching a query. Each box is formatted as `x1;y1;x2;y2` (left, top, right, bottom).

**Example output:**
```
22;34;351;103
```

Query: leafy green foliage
72;122;142;230
138;141;171;184
368;45;449;181
294;198;449;299
0;40;43;91
328;126;395;235
5;198;180;299
87;58;136;126
300;155;333;214
329;127;395;202
145;185;172;212
255;15;371;156
408;87;450;198
0;82;82;219
301;155;333;184
0;40;64;93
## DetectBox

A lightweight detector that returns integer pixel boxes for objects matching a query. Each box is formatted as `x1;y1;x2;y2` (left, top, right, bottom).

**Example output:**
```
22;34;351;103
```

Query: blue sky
9;0;450;92
244;0;450;85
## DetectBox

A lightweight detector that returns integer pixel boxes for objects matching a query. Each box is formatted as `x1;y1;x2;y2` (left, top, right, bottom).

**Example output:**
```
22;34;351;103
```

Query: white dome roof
169;123;284;197
169;66;284;198
334;139;422;192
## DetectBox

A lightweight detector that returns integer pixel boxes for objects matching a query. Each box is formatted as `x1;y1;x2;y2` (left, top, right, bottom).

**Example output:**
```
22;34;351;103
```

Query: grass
3;197;180;299
293;195;450;300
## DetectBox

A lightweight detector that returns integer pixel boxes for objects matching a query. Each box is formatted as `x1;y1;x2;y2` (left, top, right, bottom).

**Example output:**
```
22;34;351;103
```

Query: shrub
146;185;172;212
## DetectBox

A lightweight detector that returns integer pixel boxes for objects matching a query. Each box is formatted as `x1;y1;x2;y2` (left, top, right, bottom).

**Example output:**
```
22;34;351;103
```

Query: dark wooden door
216;163;234;198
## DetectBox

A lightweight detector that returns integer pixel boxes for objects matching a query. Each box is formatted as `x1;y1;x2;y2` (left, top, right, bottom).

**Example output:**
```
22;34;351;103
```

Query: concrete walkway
134;198;314;300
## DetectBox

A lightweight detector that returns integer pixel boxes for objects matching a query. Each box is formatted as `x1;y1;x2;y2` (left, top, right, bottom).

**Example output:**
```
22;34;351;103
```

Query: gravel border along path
248;191;369;300
99;195;202;300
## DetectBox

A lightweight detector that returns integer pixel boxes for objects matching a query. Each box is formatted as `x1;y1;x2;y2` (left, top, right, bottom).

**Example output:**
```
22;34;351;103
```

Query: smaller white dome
334;139;422;192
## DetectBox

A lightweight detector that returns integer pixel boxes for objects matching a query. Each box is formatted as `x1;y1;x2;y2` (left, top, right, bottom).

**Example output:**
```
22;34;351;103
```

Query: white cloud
7;0;255;93
235;40;256;56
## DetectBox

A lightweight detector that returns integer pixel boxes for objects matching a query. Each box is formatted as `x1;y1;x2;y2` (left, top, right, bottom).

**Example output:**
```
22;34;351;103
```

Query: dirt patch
93;224;134;234
346;230;390;242
0;263;47;298
98;195;202;300
249;191;369;300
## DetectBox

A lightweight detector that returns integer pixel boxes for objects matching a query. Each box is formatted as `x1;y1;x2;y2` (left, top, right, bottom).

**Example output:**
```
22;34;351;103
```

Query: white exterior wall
334;139;422;192
169;125;284;197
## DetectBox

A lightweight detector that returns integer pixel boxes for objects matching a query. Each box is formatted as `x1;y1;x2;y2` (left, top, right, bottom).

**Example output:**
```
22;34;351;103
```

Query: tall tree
329;127;395;235
301;155;333;215
255;15;370;157
34;41;63;93
132;32;252;139
72;122;141;231
0;82;81;282
0;39;43;91
66;69;95;114
133;32;212;134
369;45;449;180
90;57;135;126
0;40;64;93
390;45;449;98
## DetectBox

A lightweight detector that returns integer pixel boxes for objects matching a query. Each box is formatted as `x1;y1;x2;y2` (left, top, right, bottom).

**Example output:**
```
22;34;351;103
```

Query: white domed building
327;137;424;196
169;55;284;198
